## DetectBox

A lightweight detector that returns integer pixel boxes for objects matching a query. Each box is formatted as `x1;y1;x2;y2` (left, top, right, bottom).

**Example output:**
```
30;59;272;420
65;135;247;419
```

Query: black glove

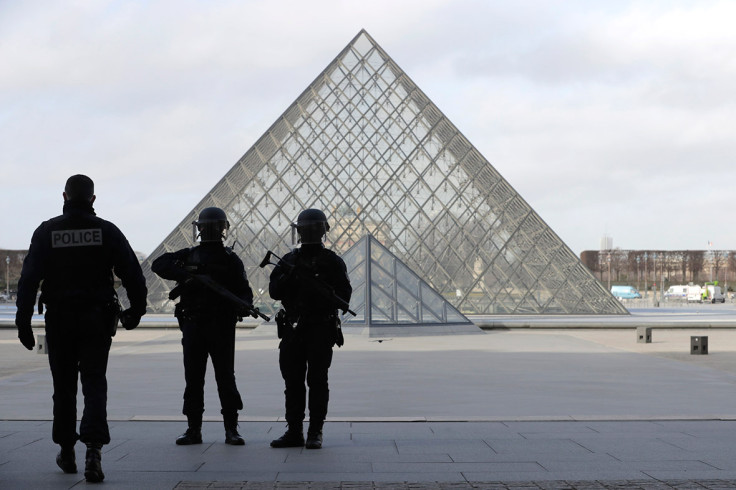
16;322;35;350
120;309;142;330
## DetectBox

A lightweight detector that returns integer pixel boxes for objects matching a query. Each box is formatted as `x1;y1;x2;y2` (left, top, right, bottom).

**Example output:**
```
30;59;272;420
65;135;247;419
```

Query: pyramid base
342;323;483;338
253;323;482;338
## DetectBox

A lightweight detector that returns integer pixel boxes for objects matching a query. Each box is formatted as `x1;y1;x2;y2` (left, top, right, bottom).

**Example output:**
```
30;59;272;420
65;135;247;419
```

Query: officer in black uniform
269;208;352;449
15;174;147;483
151;207;253;446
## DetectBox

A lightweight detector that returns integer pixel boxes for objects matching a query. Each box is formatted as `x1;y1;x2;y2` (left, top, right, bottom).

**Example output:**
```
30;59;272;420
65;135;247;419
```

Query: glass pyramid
138;29;627;316
341;234;473;327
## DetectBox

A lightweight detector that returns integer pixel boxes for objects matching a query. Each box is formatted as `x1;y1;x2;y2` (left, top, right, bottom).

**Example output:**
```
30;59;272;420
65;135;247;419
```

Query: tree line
580;249;736;290
0;250;27;296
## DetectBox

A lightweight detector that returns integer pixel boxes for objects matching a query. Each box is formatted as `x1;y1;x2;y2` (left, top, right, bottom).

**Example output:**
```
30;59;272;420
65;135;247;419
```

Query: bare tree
729;252;736;288
664;251;677;283
579;248;736;289
0;250;26;294
581;251;601;281
580;250;599;272
712;251;729;283
649;250;663;288
687;250;705;282
610;249;625;282
626;251;639;277
677;250;690;282
627;251;644;289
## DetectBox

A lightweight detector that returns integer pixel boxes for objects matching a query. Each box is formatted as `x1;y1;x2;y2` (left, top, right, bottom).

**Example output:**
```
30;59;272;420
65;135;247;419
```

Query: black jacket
15;200;147;324
151;241;253;316
269;243;352;319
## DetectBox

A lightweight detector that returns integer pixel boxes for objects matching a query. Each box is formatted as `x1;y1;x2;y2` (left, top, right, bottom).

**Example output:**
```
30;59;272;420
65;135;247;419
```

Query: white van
686;285;703;303
704;285;726;303
687;285;726;303
665;285;688;300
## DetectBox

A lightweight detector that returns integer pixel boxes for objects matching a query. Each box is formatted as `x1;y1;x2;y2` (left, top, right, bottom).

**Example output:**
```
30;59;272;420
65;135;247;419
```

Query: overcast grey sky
1;0;734;256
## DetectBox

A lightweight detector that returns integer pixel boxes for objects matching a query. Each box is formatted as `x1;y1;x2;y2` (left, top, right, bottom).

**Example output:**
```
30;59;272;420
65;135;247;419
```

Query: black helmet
293;208;329;244
193;207;230;242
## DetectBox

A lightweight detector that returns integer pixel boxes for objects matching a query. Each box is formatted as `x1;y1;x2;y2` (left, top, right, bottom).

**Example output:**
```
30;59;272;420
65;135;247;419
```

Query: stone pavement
5;307;736;488
6;418;736;489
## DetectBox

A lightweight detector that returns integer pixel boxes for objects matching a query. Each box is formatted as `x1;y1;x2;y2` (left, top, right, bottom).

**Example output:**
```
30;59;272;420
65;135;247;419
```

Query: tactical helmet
293;208;329;245
193;207;230;242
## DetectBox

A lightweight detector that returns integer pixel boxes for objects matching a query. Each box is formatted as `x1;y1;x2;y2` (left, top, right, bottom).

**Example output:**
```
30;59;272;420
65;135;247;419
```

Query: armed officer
15;174;147;483
268;208;352;449
151;207;253;446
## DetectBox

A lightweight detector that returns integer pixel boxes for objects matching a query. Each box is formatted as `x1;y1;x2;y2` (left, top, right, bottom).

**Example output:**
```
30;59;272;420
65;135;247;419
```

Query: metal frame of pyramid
340;234;475;330
138;29;627;317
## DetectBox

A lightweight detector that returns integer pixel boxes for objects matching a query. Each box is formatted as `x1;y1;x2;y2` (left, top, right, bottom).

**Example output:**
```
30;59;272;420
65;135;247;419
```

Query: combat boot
175;426;203;445
270;423;305;448
56;444;77;473
306;421;323;449
224;426;244;445
84;443;104;483
305;430;323;449
223;413;244;445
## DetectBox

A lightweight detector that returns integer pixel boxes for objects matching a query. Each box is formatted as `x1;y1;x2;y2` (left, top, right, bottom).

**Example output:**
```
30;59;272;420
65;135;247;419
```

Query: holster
174;303;192;321
275;309;295;339
105;296;123;337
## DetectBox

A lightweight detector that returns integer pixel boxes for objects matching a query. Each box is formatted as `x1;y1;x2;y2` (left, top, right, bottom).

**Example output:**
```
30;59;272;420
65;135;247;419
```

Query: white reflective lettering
51;229;103;248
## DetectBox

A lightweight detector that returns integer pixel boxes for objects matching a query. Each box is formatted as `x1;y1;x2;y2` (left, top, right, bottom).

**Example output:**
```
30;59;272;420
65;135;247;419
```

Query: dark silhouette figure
15;174;147;482
152;207;253;446
268;209;351;449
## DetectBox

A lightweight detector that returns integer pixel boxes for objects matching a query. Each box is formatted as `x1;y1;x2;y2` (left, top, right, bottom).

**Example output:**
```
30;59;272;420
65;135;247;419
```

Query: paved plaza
4;305;736;488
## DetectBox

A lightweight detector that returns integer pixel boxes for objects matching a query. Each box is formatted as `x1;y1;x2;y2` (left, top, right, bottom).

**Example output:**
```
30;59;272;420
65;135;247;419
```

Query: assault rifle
169;272;270;321
259;250;356;316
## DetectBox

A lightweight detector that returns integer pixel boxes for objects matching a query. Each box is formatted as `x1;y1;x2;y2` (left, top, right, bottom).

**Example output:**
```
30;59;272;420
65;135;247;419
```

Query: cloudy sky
1;0;734;257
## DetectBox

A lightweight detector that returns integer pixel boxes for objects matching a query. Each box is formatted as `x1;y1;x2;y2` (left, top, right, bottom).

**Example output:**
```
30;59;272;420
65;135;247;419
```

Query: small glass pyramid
341;234;472;327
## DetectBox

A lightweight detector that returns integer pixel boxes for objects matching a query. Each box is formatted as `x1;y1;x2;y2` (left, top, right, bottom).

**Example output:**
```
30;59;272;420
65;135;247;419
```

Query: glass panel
342;282;365;324
396;285;419;323
370;286;394;324
420;283;444;324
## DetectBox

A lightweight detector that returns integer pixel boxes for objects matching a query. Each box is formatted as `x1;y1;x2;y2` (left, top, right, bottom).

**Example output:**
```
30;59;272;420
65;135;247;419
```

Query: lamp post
607;253;611;291
644;252;648;299
4;256;9;300
636;256;641;293
653;252;658;305
661;254;665;302
726;258;729;297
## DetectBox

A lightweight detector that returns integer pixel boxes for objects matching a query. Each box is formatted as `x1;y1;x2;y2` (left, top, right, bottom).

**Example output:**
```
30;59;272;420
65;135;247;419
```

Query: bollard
637;327;652;343
691;336;708;355
36;333;48;355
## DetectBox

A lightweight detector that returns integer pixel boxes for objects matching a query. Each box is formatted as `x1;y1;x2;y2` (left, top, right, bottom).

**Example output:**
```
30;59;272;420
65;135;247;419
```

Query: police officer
151;207;253;446
268;208;352;449
15;174;147;483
